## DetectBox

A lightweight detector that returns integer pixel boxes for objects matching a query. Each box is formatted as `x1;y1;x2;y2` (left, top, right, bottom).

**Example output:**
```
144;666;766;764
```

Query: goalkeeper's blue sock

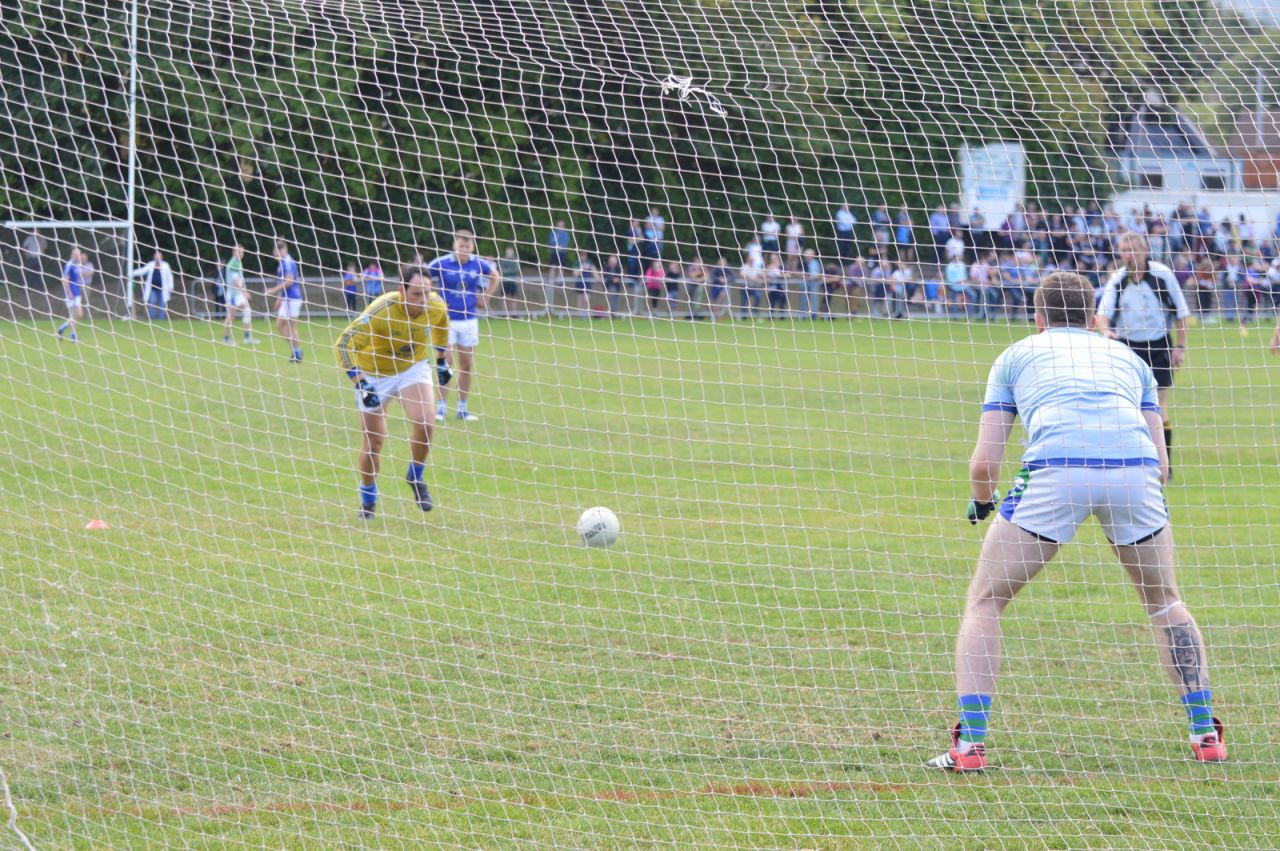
292;347;303;361
359;482;377;508
957;693;992;752
407;461;425;483
1181;689;1215;739
57;322;69;336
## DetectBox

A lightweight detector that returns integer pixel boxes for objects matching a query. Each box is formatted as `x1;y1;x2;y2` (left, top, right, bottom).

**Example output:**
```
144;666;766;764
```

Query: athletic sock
457;399;468;415
436;400;447;417
57;322;69;334
407;461;425;483
1181;689;1215;740
359;482;377;508
292;348;303;360
957;693;992;753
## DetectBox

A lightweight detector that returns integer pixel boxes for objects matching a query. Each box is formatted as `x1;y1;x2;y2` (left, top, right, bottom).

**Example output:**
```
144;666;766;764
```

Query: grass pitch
2;314;1278;848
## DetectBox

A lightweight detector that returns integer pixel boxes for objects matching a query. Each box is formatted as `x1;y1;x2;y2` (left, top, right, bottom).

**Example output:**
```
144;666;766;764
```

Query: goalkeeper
928;271;1224;773
335;267;453;518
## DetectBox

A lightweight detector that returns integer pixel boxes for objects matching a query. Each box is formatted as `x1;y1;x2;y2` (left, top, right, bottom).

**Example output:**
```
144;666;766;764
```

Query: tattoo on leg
1165;624;1203;690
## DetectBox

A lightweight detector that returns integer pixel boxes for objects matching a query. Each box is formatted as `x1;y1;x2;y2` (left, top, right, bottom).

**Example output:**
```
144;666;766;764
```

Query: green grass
2;314;1278;849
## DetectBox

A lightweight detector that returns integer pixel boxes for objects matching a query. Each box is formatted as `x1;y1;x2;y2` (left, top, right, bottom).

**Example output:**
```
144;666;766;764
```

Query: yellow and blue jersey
335;290;449;378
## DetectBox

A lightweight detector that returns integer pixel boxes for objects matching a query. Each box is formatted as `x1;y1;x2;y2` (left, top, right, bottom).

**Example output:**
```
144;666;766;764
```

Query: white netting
2;0;1279;847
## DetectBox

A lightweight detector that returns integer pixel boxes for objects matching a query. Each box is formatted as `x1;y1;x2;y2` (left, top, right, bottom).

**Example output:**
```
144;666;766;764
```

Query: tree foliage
0;0;1265;274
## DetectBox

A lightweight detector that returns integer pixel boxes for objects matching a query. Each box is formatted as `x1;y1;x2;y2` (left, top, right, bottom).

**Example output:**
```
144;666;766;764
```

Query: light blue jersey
982;327;1161;467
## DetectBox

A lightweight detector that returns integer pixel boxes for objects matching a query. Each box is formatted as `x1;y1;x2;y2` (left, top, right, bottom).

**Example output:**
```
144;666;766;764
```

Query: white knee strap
1150;600;1184;619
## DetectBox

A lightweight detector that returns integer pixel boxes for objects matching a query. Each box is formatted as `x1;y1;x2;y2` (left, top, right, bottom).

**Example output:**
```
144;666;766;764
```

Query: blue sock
1181;689;1215;738
243;329;252;340
359;483;377;508
457;399;468;414
436;400;446;414
957;694;992;746
407;461;425;483
293;348;303;360
57;322;69;334
69;332;77;341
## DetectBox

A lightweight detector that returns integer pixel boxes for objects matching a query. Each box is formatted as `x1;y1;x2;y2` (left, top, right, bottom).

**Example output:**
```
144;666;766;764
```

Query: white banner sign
959;143;1026;226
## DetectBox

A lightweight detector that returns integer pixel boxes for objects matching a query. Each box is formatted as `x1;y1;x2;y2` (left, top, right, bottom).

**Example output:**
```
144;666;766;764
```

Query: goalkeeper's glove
355;377;382;411
436;357;453;386
966;491;1000;525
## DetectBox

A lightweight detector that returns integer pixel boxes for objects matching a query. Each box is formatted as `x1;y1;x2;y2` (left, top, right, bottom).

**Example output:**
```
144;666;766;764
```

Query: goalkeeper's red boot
926;723;986;773
1191;718;1227;763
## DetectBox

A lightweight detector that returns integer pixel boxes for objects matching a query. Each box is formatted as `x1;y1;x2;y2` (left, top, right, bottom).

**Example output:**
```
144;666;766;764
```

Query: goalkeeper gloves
355;378;382;411
436;357;453;386
966;491;1001;525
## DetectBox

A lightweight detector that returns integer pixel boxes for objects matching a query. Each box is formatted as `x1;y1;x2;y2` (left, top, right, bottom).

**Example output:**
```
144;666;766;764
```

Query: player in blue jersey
927;272;1224;773
56;247;85;341
265;240;304;362
426;228;500;421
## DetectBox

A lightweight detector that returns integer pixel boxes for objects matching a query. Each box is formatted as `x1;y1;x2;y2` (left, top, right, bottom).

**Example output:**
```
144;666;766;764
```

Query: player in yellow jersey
335;267;453;518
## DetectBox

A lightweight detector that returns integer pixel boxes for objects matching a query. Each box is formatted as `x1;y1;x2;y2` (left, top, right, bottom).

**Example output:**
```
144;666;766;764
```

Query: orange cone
84;519;110;530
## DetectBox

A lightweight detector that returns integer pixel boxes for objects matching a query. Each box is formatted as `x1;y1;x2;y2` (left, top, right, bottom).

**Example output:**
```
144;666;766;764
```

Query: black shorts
1124;337;1174;389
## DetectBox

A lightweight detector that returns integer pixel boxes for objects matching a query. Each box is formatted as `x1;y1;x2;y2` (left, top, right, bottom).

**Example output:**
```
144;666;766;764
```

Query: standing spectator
944;254;969;317
624;237;645;310
744;236;764;270
573;255;597;315
823;261;845;317
929;204;951;264
1192;256;1217;319
645;208;666;253
707;256;733;322
643;260;665;317
895;205;915;253
945;228;967;266
265;240;304;362
759;213;781;260
889;259;914;319
547;220;572;305
784;216;805;272
636;218;661;266
19;230;47;293
800;248;823;318
56;247;84;341
664;260;684;316
601;255;625;316
497;246;522;301
739;257;763;319
969;252;995;320
362;259;384;300
342;261;361;314
765;256;788;318
131;249;175;321
684;256;708;320
834;203;857;263
871;202;892;231
1096;232;1192;476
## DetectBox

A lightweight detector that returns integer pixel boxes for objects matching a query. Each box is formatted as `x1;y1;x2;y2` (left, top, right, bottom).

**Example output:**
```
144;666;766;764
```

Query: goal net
2;0;1278;847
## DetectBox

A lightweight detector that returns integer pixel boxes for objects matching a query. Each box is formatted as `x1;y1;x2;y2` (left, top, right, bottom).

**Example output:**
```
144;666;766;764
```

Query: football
576;506;620;548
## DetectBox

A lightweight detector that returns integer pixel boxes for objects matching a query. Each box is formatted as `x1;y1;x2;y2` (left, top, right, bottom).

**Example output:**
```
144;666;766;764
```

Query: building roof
1116;104;1217;158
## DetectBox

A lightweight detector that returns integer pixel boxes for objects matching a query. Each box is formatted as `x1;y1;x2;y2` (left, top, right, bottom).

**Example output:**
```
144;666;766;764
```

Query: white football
576;506;620;548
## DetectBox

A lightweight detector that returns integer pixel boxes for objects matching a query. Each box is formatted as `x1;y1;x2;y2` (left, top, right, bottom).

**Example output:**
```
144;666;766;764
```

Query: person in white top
783;216;805;272
759;214;781;259
927;271;1223;773
1095;232;1191;477
130;250;175;320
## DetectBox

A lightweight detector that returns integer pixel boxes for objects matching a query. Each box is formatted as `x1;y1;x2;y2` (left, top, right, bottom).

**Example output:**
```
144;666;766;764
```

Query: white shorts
999;463;1168;546
227;289;248;309
65;296;82;311
448;318;480;348
355;360;433;412
277;298;303;319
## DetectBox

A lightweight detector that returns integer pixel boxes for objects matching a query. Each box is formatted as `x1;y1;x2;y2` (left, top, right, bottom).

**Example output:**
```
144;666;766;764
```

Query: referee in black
1095;232;1191;476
